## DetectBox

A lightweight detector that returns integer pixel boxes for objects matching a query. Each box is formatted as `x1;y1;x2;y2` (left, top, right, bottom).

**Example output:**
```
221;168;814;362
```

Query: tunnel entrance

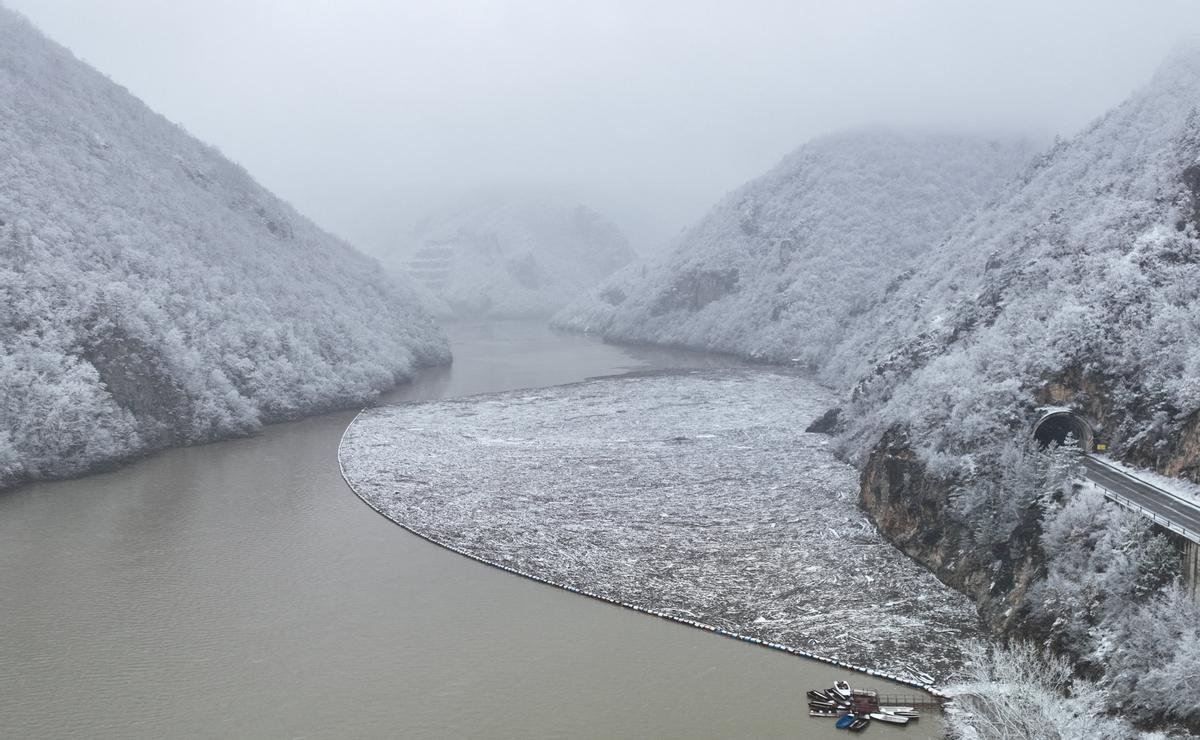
1033;410;1094;451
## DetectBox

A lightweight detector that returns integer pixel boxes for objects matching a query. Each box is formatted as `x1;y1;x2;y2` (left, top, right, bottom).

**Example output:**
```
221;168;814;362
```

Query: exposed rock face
859;355;1200;637
1161;412;1200;481
81;329;190;450
805;407;842;434
1033;366;1200;483
650;268;740;315
859;430;1043;634
1183;164;1200;231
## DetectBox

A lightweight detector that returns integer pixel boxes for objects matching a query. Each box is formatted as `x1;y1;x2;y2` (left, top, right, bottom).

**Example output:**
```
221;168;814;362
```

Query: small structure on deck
807;680;940;731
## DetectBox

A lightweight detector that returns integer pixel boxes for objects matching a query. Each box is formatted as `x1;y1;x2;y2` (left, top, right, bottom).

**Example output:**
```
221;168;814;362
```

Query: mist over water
6;3;1200;736
9;0;1200;254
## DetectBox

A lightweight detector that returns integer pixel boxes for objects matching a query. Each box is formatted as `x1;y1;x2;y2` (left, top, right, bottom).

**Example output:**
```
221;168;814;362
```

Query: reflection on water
0;321;943;739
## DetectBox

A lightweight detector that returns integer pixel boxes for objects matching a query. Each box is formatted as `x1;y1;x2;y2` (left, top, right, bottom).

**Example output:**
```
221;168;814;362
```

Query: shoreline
337;372;964;700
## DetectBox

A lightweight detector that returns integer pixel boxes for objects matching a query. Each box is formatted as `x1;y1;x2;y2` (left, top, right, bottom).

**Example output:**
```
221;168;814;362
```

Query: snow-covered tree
0;8;449;487
945;641;1132;740
552;129;1036;365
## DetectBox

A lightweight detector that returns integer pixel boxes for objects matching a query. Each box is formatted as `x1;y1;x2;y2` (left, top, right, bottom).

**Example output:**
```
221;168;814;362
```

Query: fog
10;0;1200;255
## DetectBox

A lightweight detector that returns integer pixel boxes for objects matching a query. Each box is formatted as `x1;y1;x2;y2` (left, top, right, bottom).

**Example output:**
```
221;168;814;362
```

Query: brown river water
0;322;945;739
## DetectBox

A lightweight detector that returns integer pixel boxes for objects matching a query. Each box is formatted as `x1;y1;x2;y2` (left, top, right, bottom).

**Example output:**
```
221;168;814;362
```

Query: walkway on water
1082;455;1200;544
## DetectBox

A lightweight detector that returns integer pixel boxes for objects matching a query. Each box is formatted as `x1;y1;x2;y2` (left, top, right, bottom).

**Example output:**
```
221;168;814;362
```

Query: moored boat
832;681;852;699
834;714;856;730
869;712;911;725
847;716;870;732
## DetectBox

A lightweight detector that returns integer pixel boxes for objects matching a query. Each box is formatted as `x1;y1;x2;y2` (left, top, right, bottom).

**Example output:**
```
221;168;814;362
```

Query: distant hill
552;129;1036;366
0;8;449;488
390;196;636;319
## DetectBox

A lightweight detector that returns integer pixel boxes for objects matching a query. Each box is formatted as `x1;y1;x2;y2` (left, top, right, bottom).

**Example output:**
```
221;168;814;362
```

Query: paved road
1082;456;1200;543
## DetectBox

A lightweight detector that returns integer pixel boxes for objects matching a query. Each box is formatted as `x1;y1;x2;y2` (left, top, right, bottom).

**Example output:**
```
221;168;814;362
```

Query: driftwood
340;369;980;685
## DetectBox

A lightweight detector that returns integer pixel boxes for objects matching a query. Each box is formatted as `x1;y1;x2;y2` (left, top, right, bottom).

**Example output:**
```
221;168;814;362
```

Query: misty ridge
4;0;1200;736
389;191;635;319
560;45;1200;474
551;46;1200;732
0;8;448;486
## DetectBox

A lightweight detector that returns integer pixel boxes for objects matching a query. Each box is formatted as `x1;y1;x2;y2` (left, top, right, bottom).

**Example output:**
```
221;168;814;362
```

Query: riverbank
339;368;981;688
7;322;947;739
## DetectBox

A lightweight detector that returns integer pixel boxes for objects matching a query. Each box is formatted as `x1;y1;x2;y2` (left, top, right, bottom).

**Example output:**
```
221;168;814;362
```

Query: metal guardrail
1085;455;1200;509
1083;456;1200;544
1096;487;1200;543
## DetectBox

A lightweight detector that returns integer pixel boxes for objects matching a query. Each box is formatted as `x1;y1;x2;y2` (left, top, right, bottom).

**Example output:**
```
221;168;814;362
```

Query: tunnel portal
1033;410;1094;451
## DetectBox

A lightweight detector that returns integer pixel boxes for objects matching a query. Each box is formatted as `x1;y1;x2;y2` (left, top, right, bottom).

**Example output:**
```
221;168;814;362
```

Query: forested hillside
390;196;635;319
838;48;1200;732
0;8;449;488
552;130;1035;366
554;48;1200;732
831;49;1200;472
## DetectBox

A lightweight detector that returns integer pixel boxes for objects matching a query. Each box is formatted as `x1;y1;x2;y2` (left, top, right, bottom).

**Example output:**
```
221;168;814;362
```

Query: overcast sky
8;0;1200;255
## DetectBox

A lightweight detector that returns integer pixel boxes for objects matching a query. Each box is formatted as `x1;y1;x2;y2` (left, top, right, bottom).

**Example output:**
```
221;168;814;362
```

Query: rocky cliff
859;429;1044;634
841;47;1200;731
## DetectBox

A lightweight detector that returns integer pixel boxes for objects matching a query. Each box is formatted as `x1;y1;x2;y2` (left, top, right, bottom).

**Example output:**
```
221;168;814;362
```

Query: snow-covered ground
339;369;981;686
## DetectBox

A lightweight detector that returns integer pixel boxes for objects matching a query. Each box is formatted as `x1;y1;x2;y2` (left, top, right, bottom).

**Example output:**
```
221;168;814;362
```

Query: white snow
552;129;1035;367
340;369;982;685
830;46;1200;468
0;8;448;487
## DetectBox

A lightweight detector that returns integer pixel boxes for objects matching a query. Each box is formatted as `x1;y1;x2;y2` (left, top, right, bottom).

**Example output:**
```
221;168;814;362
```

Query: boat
880;707;919;719
809;710;842;718
807;690;833;702
848;716;871;732
808;701;838;710
834;714;856;730
832;681;852;699
869;712;911;725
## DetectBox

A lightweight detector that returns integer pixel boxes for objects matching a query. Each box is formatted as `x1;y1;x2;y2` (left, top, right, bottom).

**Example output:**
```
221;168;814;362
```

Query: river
0;321;945;739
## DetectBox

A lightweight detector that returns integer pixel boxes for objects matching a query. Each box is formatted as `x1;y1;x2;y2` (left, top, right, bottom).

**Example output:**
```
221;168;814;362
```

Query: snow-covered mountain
0;8;449;488
390;196;635;319
842;48;1200;731
552;130;1036;366
835;47;1200;473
